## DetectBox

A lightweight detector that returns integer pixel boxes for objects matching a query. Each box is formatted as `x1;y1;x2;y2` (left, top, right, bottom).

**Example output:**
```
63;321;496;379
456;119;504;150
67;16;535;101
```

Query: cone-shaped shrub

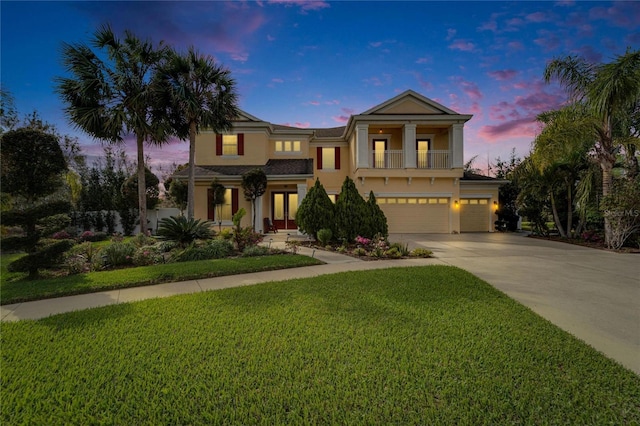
366;191;388;238
296;179;335;240
334;177;368;242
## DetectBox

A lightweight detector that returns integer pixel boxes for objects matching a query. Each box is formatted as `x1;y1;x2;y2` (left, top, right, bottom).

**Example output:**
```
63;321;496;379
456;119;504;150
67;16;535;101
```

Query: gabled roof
361;90;459;116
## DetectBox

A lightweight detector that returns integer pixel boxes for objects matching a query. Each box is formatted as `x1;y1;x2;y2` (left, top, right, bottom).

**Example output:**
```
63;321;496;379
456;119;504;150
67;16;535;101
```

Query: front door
272;192;298;230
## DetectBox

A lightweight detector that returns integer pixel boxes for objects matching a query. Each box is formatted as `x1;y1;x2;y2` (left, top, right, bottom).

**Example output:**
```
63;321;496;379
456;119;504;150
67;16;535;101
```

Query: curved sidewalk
0;244;443;323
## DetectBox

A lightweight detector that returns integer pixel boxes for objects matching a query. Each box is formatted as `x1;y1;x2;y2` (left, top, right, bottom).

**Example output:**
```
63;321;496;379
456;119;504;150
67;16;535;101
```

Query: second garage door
378;197;450;233
460;198;490;232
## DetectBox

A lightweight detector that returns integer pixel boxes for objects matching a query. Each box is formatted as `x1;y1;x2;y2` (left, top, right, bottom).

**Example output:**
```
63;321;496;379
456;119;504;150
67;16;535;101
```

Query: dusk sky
2;1;639;175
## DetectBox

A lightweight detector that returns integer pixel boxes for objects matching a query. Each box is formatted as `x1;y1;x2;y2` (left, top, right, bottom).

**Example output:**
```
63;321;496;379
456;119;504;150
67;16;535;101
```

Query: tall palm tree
57;24;172;234
544;49;640;245
158;47;239;219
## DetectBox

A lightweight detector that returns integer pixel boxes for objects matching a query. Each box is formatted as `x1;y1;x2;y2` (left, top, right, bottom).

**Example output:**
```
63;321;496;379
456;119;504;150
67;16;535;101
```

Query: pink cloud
451;77;483;101
478;117;539;140
534;30;561;51
332;107;355;124
306;100;320;106
448;40;476;52
487;69;518;81
507;41;524;51
412;72;433;91
415;57;431;64
526;11;550;23
589;2;640;30
267;0;330;12
271;78;284;83
369;41;383;48
294;122;310;128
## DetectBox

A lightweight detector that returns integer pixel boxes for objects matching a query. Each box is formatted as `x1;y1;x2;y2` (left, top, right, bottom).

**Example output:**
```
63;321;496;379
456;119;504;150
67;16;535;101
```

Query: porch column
254;194;264;232
403;124;417;168
451;123;464;169
356;124;369;168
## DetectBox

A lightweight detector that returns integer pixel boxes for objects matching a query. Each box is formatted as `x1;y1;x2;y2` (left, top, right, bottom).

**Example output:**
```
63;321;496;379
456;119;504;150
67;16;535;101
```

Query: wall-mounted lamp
378;128;383;134
454;200;459;208
493;201;499;211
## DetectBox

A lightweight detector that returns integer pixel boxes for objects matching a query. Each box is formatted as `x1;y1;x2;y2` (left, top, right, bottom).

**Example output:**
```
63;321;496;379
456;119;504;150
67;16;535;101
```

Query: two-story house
173;90;505;234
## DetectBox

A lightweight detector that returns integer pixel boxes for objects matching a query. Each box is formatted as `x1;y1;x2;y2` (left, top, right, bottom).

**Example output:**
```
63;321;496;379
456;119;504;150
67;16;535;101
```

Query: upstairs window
275;140;301;153
317;147;340;170
216;134;244;156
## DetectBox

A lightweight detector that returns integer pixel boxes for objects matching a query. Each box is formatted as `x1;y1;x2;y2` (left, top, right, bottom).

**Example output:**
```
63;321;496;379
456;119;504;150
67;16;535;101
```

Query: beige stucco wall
195;132;269;165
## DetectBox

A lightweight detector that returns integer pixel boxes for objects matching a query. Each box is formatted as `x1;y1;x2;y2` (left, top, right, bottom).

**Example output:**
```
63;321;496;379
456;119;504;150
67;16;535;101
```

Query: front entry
272;192;298;230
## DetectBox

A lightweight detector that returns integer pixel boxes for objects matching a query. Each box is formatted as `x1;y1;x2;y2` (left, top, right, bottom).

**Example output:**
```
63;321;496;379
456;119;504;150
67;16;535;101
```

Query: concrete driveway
391;232;640;375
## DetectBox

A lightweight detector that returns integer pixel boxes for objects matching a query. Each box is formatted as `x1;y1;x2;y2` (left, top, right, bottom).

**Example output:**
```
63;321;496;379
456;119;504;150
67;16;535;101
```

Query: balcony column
356;124;369;168
451;123;464;168
403;124;417;168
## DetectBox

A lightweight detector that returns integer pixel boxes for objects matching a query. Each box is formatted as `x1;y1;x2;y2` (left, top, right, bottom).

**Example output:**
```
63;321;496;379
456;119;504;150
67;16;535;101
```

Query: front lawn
2;266;638;424
0;254;322;305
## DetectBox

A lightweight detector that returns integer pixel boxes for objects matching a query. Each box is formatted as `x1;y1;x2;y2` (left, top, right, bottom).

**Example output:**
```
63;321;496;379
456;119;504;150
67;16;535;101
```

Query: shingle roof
461;171;499;181
313;127;345;138
173;159;314;180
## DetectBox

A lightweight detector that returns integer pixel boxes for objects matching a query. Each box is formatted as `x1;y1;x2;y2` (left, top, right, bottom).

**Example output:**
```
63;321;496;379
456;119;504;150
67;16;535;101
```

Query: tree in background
493;149;521;232
241;168;267;230
0;128;73;278
544;49;640;246
122;167;161;235
164;164;189;215
334;177;368;242
57;24;173;239
158;46;239;219
295;179;335;240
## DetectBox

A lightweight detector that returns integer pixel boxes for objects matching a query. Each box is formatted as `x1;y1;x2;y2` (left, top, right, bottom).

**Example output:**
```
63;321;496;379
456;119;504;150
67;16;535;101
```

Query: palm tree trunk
137;134;147;236
566;180;573;238
550;192;566;237
187;121;197;220
601;156;615;247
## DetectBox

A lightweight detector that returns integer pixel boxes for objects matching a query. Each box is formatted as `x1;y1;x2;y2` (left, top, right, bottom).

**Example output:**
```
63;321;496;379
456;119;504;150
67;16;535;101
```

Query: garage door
460;198;490;232
378;197;450;233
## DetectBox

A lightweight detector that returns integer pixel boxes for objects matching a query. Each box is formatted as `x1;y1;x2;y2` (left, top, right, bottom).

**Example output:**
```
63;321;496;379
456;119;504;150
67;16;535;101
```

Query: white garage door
460;198;490;232
378;197;450;233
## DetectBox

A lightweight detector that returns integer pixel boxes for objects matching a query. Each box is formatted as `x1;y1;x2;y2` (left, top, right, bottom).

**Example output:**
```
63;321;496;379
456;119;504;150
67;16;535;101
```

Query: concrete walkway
2;232;638;375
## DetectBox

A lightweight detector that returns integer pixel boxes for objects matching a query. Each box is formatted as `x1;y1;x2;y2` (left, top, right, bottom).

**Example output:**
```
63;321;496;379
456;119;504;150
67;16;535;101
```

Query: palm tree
158;47;239;219
57;24;172;235
544;49;640;245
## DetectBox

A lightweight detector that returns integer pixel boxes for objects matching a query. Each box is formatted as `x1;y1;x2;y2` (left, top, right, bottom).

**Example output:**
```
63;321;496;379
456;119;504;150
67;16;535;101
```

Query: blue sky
2;1;639;175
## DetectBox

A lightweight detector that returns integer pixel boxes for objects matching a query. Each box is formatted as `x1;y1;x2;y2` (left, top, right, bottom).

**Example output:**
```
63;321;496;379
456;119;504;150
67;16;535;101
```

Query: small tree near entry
0;128;73;278
334;177;368;242
210;180;226;232
295;179;335;240
241;169;267;230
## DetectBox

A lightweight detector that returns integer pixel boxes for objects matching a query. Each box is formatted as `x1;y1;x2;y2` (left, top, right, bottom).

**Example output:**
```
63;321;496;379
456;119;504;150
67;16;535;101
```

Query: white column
451;123;464;169
403;124;417;168
356;124;369;168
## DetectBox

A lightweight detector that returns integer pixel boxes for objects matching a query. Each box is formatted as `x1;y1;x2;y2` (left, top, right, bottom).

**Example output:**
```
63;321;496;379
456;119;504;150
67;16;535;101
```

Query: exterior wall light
454;200;459;208
493;201;499;210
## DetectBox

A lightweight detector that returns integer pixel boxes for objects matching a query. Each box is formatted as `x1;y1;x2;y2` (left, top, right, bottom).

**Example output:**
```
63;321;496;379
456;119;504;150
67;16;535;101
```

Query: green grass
0;255;322;305
2;266;638;425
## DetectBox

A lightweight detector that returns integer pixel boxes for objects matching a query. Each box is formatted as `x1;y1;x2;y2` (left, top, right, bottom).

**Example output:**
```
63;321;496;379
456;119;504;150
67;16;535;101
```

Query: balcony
372;150;451;169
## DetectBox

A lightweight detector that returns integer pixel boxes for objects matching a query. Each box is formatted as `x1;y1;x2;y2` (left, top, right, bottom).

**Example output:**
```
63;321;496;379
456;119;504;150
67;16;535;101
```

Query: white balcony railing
372;150;404;168
371;150;452;169
417;150;451;169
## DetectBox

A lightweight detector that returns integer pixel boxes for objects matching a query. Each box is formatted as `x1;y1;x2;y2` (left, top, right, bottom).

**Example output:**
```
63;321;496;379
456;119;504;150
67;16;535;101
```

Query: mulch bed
527;234;640;253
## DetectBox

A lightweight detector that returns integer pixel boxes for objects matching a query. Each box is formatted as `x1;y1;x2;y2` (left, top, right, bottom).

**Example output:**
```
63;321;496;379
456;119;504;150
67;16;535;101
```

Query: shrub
355;236;371;247
157;215;214;247
78;231;108;242
335;177;369;242
296;179;335;239
384;247;402;258
242;245;271;257
132;232;156;248
410;248;433;258
133;246;163;266
388;242;410;257
102;242;136;267
170;239;234;263
317;228;333;245
352;247;367;256
64;242;103;274
205;239;234;258
52;230;71;240
218;228;233;240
